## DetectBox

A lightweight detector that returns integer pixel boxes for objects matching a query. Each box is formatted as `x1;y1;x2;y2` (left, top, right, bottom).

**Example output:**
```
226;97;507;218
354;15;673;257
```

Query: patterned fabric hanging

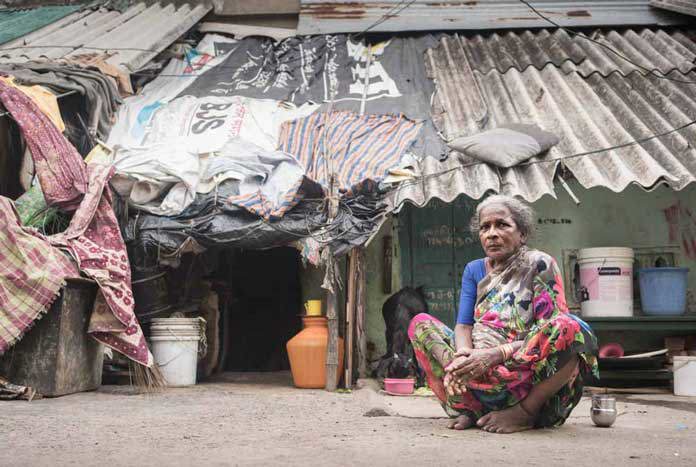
0;80;152;366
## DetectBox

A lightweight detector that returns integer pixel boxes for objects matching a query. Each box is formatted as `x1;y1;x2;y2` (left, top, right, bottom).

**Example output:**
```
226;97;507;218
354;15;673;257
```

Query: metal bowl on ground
591;395;617;427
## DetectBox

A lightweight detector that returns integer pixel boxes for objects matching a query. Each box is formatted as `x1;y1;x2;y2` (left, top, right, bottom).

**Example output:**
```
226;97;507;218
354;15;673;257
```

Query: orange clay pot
287;317;344;389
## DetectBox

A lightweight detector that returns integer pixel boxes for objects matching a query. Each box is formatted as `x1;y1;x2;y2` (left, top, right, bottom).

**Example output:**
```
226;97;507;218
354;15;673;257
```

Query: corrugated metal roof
0;2;212;72
298;0;687;35
0;5;82;45
651;0;696;17
460;28;696;77
389;29;696;208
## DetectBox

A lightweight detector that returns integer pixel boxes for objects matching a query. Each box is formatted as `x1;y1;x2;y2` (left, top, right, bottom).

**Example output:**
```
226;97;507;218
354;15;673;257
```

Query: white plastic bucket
149;318;204;387
150;317;203;330
673;356;696;396
577;247;634;317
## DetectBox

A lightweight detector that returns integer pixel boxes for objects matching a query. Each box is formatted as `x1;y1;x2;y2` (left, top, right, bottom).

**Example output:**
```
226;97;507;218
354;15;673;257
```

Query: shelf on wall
581;315;696;331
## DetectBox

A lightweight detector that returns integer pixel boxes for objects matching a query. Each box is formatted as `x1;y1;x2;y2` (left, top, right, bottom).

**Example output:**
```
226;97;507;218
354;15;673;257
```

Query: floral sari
408;247;599;427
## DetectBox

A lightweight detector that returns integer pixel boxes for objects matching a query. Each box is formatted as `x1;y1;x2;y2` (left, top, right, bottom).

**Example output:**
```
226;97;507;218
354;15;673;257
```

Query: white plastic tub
578;247;634;317
673;356;696;397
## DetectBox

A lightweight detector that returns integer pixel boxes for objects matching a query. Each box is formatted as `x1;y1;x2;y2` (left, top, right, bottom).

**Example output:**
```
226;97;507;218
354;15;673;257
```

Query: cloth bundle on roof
110;96;317;218
226;111;423;220
123;186;387;258
0;62;122;138
0;81;152;366
225;164;306;221
103;34;431;255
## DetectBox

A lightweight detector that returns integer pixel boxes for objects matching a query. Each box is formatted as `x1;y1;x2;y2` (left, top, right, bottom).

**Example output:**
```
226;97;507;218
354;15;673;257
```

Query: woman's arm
454;262;479;349
454;324;473;351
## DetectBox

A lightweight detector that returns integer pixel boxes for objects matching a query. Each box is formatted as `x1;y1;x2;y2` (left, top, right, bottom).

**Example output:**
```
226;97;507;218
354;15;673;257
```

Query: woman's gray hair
469;194;536;238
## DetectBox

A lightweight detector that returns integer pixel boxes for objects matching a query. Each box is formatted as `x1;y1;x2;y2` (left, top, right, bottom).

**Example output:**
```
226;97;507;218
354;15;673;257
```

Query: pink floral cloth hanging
0;80;152;366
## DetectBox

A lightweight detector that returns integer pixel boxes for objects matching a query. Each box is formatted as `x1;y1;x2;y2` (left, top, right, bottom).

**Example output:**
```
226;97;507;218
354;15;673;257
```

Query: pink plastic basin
599;342;625;358
384;378;415;395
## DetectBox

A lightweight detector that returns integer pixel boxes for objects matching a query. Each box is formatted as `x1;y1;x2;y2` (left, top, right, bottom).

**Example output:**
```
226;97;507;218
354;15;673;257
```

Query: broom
129;361;167;392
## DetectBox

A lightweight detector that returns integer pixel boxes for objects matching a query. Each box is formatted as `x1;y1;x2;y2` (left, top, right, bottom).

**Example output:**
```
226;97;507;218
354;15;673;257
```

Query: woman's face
478;205;525;263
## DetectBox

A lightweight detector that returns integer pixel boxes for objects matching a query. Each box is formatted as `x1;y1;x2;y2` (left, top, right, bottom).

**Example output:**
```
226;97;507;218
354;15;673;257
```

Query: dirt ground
2;372;695;467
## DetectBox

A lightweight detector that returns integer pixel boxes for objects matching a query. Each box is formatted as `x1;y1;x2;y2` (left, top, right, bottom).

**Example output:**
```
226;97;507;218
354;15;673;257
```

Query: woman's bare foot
448;414;475;430
476;404;534;434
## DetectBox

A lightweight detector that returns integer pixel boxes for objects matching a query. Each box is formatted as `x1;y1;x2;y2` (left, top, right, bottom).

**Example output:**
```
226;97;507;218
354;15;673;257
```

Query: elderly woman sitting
408;195;598;433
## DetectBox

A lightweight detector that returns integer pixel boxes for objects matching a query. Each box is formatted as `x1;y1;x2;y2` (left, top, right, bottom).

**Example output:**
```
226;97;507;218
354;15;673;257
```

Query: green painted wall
364;182;696;360
529;181;696;310
364;218;402;363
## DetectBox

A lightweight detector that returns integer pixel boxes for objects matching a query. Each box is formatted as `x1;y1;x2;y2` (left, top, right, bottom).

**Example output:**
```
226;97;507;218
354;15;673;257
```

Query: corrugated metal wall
298;0;687;35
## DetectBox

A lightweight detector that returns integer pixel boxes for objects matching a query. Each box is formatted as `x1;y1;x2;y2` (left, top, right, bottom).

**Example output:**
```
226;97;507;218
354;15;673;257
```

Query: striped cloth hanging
280;111;423;195
227;111;422;221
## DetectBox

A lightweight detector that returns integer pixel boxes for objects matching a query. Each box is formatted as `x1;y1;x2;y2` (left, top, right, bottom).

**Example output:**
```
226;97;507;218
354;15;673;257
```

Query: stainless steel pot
591;394;617;427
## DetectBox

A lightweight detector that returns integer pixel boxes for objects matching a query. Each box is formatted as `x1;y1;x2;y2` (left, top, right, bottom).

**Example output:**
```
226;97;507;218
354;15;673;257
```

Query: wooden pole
325;282;339;391
344;249;359;388
355;248;368;378
322;80;339;391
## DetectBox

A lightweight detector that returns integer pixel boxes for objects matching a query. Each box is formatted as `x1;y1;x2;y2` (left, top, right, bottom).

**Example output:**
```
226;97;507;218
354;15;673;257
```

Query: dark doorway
224;247;302;371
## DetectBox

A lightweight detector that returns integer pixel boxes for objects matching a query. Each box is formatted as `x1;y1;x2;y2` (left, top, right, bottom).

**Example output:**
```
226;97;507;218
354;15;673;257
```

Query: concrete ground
2;372;695;467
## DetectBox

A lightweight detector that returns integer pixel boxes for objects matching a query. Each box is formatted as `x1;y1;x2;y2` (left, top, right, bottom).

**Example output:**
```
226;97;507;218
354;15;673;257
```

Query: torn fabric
0;81;152;366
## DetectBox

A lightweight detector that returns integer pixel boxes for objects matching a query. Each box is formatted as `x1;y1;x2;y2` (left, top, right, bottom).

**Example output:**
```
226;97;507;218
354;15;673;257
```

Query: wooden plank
214;0;300;16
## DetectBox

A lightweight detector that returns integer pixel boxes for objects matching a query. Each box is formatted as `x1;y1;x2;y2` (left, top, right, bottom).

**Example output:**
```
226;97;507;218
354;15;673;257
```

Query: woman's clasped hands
443;347;498;396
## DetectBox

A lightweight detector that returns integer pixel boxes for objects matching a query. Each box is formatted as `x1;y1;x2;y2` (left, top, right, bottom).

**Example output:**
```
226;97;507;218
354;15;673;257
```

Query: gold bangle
499;344;509;361
501;343;513;361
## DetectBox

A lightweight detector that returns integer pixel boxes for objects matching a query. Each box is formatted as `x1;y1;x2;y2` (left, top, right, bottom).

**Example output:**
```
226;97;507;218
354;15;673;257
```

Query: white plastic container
673;356;696;396
577;247;634;317
149;318;203;387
